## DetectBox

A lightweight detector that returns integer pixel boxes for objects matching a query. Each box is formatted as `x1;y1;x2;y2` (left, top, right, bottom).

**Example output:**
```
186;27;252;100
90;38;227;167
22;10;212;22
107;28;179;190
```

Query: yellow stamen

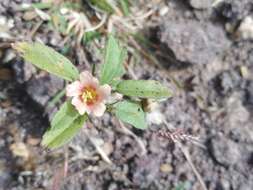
81;87;98;105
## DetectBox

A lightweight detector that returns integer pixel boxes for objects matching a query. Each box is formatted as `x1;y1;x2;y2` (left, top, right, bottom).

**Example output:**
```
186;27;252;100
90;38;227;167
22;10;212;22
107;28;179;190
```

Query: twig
84;14;107;33
63;146;69;178
51;169;62;190
212;0;225;7
128;9;155;21
0;42;14;49
62;165;101;185
83;124;113;165
177;142;208;190
69;154;99;162
29;20;44;39
59;35;70;47
163;121;208;190
88;135;112;164
45;89;66;109
116;119;147;156
126;61;138;80
68;144;100;162
107;15;138;33
51;146;69;190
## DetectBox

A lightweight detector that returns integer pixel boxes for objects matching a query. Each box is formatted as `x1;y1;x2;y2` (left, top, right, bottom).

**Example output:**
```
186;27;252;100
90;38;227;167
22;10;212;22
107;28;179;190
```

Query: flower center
81;86;98;105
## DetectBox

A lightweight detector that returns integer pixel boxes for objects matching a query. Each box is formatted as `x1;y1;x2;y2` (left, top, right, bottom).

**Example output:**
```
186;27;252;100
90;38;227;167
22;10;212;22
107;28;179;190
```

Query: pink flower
66;71;111;117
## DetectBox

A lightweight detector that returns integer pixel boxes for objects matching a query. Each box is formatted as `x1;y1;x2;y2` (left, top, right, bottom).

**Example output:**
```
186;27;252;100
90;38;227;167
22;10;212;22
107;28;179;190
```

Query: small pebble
237;16;253;40
160;163;173;173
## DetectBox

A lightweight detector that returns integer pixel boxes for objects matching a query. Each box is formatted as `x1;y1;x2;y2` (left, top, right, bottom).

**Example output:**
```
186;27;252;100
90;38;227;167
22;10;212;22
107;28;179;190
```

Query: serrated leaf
100;35;127;85
116;80;172;99
89;0;114;13
114;100;147;129
13;42;79;81
42;101;87;149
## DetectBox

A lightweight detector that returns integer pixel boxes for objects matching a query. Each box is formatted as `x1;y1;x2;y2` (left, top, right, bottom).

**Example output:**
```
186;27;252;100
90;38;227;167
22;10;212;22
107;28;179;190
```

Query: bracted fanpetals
66;71;111;117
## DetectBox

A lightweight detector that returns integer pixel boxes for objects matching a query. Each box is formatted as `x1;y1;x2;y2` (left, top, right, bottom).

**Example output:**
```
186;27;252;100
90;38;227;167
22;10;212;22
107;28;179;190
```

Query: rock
13;60;36;83
213;0;252;23
26;74;64;107
3;50;16;63
0;68;12;80
245;81;253;105
190;0;212;9
0;170;11;189
108;183;118;190
26;136;40;146
226;93;250;128
210;136;242;166
212;69;241;96
239;183;253;190
0;15;14;29
213;1;238;22
160;163;173;173
0;16;13;39
0;109;6;126
49;32;62;47
102;142;114;156
237;16;253;40
0;16;6;25
146;101;164;125
159;6;169;16
133;155;161;188
23;10;37;21
220;178;231;190
160;20;230;65
146;110;164;125
10;142;30;160
225;93;253;143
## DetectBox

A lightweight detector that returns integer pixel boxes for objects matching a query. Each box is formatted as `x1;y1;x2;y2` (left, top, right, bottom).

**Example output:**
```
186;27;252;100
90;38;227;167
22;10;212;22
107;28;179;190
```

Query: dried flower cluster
155;129;197;143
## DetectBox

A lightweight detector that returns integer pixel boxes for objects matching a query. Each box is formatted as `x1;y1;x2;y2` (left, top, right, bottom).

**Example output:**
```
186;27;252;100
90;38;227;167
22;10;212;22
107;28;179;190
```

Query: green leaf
88;0;114;13
13;42;79;81
46;89;66;109
18;2;52;11
82;31;101;44
42;101;87;149
51;101;79;131
110;79;121;89
114;100;147;129
116;80;172;99
119;0;129;16
50;7;69;35
45;116;87;149
100;35;127;85
173;182;190;190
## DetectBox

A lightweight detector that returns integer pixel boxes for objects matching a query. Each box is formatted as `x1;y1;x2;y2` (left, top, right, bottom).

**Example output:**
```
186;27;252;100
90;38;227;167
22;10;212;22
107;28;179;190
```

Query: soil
0;0;253;190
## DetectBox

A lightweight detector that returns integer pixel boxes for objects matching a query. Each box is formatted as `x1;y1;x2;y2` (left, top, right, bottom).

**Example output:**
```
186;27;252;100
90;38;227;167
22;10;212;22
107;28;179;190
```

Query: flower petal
71;97;88;115
98;84;111;101
66;81;83;97
80;71;99;86
92;103;106;117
